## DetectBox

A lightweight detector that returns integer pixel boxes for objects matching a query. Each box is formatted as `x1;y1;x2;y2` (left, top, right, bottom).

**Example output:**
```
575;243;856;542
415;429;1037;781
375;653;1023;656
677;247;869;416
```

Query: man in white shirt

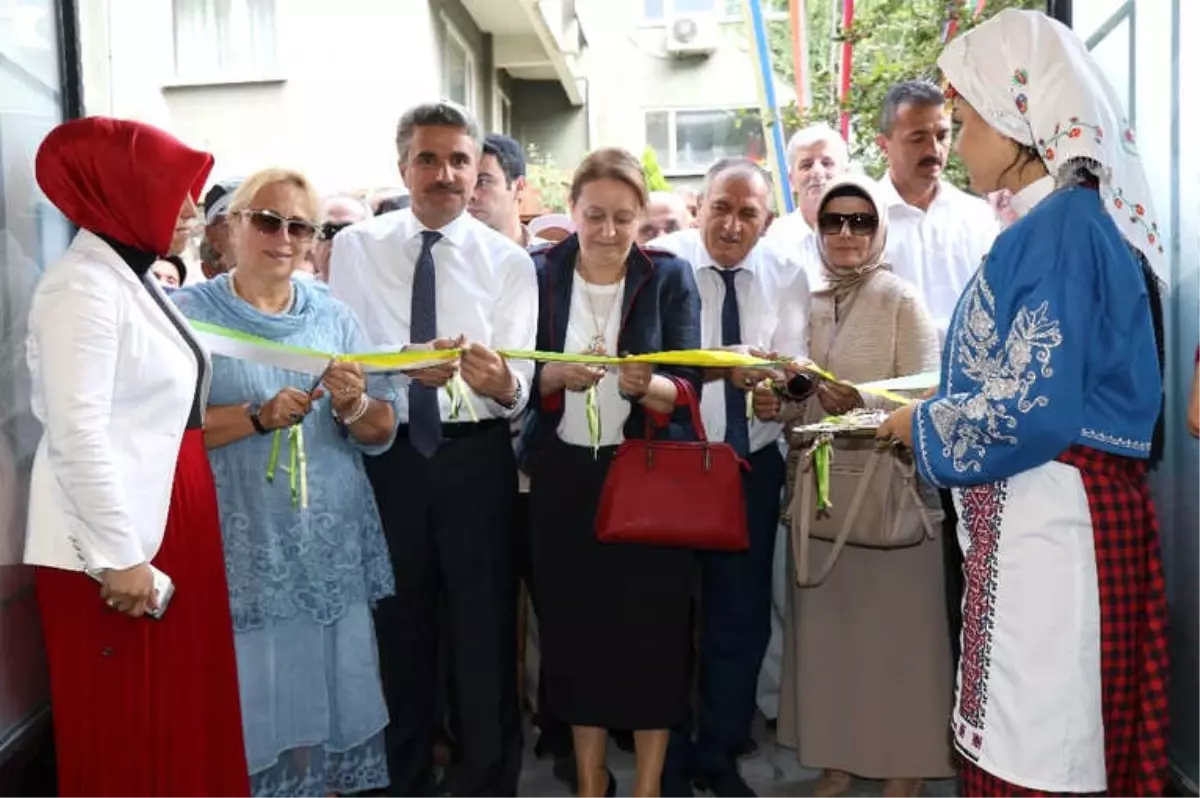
765;123;849;274
651;159;809;797
875;80;999;677
468;129;578;784
328;101;536;797
875;80;999;336
637;190;694;244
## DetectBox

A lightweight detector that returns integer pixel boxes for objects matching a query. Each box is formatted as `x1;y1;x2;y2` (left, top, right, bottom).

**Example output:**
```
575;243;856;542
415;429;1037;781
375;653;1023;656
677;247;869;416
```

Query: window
172;0;278;82
442;16;477;113
0;0;73;759
642;0;787;22
643;0;741;21
494;88;512;135
645;108;766;174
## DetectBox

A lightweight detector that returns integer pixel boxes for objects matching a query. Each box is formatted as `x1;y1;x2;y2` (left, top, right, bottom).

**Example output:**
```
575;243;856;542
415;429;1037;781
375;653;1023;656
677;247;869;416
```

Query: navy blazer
520;233;703;472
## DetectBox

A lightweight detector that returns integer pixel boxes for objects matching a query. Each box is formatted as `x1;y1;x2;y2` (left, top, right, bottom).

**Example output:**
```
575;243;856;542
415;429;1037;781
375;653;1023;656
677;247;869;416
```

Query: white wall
80;0;444;193
578;0;794;169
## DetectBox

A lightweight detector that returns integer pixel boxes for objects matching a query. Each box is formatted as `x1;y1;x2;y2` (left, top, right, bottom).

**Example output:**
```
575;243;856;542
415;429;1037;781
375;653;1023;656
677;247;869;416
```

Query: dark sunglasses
321;221;353;241
240;209;320;241
817;212;879;236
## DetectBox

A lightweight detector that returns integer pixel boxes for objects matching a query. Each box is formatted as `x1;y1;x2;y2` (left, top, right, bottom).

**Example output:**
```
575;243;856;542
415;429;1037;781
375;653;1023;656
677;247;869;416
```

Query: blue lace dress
173;275;396;797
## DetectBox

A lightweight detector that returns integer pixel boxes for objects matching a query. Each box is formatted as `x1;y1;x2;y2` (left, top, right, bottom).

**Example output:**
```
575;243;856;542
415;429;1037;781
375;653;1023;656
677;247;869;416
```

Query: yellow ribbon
189;321;918;406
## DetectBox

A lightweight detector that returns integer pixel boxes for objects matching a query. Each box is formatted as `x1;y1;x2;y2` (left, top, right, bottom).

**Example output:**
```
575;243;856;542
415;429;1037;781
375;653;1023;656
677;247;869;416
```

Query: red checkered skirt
960;444;1170;797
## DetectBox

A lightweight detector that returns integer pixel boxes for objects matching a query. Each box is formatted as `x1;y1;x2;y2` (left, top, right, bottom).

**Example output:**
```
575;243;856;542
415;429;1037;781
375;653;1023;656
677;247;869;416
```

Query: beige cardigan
781;268;941;503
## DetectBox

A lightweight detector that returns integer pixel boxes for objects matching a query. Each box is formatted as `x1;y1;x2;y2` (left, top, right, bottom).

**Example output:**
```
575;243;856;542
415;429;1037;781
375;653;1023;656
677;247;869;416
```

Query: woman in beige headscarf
757;173;950;797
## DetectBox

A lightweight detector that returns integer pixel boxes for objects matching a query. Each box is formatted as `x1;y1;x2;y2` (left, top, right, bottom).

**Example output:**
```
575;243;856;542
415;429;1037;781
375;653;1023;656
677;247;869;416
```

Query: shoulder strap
792;445;882;586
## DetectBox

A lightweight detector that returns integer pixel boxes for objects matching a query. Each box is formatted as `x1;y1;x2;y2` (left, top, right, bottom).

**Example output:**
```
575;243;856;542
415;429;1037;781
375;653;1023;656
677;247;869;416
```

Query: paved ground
516;716;959;797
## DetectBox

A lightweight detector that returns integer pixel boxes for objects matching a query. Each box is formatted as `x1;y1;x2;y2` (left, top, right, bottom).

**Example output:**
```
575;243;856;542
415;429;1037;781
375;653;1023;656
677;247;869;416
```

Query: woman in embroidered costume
878;9;1170;797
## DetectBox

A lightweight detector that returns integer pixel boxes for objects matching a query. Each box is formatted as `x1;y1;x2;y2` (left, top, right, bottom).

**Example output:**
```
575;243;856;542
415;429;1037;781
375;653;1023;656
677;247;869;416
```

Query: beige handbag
788;432;941;587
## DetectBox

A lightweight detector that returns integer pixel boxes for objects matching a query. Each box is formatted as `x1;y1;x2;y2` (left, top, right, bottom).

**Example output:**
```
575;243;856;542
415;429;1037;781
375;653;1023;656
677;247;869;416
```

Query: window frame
644;106;766;176
440;12;478;115
640;0;787;25
494;85;512;135
167;0;283;86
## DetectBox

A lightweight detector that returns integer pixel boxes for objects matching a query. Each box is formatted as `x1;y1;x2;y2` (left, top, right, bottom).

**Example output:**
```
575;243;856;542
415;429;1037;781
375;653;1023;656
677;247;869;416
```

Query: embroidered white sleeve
930;274;1064;474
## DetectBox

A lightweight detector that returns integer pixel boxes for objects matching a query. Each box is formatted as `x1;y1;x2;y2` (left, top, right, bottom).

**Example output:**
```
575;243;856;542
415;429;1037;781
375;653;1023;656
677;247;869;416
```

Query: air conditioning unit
665;14;718;57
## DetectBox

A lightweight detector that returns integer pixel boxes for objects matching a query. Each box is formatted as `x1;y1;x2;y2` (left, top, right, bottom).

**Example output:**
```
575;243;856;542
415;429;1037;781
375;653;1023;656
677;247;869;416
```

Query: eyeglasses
239;209;320;241
817;212;879;236
321;221;353;241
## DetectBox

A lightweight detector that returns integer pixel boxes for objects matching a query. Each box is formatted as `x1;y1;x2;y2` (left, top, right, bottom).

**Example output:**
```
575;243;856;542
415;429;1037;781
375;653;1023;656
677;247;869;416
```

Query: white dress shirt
876;174;998;336
557;273;629;448
649;229;810;453
24;230;210;572
328;208;537;424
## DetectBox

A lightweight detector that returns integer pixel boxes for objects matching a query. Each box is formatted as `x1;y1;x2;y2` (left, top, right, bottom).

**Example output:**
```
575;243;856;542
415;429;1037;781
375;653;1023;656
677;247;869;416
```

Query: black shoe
610;728;636;753
552;752;579;793
661;770;696;797
698;768;756;797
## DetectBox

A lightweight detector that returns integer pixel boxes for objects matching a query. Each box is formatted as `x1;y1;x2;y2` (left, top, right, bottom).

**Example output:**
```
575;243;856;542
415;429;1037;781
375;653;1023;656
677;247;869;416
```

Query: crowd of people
17;8;1193;798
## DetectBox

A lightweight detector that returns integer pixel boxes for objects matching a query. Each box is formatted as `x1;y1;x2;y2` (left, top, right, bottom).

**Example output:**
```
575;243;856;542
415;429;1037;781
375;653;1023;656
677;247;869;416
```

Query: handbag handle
792;445;938;587
642;376;709;443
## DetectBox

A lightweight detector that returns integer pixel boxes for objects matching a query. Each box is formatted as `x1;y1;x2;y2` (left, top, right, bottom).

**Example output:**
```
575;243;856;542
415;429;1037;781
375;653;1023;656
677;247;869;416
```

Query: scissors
307;358;335;397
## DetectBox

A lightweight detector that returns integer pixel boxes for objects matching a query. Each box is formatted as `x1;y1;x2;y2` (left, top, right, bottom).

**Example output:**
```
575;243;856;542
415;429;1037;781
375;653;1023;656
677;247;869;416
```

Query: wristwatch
247;403;270;435
496;378;523;411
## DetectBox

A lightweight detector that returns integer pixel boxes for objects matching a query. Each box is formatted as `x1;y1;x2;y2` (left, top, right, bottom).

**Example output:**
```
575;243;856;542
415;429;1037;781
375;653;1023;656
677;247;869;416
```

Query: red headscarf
35;117;214;257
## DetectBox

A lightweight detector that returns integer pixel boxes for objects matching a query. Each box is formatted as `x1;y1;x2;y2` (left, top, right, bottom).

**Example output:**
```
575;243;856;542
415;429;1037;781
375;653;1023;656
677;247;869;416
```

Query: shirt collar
877;171;952;213
688;229;759;274
1009;175;1056;219
401;207;472;248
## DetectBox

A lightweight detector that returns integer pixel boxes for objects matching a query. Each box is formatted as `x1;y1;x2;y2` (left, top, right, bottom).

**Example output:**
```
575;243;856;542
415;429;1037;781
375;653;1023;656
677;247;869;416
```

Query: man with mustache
328;100;535;796
875;80;998;692
650;159;810;797
875;80;998;337
765;123;848;278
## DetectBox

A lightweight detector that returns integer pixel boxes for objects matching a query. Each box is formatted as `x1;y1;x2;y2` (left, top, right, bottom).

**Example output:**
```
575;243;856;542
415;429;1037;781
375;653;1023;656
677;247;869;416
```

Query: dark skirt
529;437;695;730
36;429;250;797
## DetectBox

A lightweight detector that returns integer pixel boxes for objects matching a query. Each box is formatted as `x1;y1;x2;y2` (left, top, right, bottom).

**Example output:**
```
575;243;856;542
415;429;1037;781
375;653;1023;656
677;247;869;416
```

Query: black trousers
514;490;574;757
940;489;963;669
368;421;522;796
667;446;786;777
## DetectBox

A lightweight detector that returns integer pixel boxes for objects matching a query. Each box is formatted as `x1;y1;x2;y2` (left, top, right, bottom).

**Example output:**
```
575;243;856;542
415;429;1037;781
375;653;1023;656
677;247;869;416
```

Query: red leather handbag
595;378;749;551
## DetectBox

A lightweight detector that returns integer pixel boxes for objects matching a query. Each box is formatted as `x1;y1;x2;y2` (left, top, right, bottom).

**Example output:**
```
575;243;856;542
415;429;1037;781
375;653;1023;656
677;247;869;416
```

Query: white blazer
24;230;211;573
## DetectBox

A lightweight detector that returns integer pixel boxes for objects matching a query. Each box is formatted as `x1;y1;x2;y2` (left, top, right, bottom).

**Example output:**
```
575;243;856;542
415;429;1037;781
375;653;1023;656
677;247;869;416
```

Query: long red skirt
36;429;250;797
960;444;1170;797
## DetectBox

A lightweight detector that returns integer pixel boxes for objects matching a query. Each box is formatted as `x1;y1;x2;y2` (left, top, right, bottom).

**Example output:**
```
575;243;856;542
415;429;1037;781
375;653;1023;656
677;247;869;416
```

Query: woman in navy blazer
522;148;702;798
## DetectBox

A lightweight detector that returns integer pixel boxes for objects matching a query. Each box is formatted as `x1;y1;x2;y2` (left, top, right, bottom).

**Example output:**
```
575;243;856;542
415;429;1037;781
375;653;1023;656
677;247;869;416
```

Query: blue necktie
409;230;443;458
718;268;749;458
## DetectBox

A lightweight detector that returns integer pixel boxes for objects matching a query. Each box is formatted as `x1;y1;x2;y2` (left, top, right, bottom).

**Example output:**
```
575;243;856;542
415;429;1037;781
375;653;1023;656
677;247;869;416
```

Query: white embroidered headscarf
938;8;1168;287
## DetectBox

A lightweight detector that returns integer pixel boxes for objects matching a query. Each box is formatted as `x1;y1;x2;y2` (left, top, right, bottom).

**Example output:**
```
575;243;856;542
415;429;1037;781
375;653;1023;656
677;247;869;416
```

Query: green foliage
524;142;571;213
763;0;1041;188
642;146;673;192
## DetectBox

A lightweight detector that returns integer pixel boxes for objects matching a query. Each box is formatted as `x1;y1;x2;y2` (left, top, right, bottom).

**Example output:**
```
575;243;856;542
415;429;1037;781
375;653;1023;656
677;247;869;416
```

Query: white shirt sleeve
29;273;144;569
484;248;538;418
771;263;812;361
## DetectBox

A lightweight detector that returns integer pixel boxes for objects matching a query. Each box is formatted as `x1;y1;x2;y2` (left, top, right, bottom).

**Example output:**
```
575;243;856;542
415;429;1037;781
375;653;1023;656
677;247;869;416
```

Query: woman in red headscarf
24;117;250;796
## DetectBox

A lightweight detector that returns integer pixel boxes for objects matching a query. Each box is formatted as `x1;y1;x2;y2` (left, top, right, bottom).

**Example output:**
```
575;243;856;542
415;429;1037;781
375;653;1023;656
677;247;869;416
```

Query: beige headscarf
814;173;890;304
938;8;1167;287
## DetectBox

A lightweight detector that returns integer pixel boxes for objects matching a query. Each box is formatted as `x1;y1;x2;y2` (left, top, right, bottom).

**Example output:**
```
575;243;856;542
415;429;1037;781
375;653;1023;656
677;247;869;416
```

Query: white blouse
557;273;629;448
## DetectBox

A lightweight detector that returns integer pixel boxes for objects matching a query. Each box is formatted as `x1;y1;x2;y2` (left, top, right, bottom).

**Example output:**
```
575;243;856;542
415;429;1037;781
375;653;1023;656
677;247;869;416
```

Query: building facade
77;0;586;193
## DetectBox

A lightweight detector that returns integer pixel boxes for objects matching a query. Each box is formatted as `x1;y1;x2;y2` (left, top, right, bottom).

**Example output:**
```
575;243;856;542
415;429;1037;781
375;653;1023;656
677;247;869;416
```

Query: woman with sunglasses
878;9;1169;796
764;173;950;798
25;116;249;796
172;168;398;797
